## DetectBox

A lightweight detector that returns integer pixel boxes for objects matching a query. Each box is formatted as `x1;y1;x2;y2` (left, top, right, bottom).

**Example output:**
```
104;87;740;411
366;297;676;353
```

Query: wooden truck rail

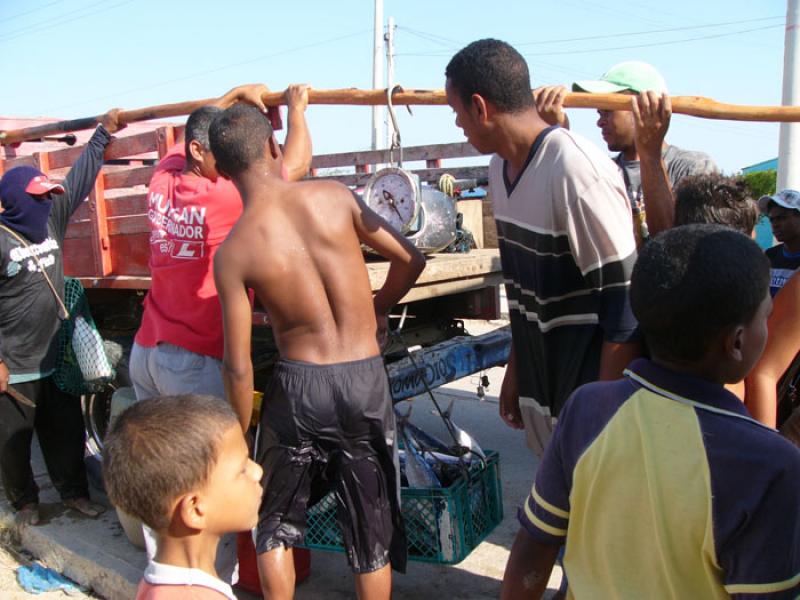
0;118;507;450
0;122;501;316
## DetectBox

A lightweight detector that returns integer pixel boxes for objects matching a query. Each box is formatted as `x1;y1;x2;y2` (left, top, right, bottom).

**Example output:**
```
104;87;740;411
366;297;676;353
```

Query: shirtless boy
209;102;425;600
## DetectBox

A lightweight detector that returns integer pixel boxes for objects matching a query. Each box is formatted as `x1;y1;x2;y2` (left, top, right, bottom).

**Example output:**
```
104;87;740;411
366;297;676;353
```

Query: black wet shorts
254;356;407;574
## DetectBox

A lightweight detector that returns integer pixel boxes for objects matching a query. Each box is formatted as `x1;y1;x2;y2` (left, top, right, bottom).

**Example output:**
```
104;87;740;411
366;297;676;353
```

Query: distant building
742;158;778;174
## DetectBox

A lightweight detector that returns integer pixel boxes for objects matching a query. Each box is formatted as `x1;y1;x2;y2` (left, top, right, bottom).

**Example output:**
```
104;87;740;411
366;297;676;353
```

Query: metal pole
371;0;384;150
386;16;396;150
778;0;800;190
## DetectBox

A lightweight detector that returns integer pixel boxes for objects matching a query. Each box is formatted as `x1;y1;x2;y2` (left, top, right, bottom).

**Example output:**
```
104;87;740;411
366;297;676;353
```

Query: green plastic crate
301;450;503;565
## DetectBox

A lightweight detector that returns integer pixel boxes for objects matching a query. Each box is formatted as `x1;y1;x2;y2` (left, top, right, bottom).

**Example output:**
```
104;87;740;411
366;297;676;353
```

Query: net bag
72;315;113;382
53;278;115;395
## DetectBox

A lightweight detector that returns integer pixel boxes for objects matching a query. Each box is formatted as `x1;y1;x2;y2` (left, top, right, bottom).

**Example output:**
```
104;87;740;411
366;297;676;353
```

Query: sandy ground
0;541;97;599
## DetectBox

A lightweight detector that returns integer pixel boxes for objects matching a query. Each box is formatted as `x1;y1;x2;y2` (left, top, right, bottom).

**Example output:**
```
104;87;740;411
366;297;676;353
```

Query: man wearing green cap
538;61;717;243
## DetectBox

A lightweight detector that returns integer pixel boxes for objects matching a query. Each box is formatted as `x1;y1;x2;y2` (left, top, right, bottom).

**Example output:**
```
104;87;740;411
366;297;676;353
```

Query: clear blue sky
0;0;789;173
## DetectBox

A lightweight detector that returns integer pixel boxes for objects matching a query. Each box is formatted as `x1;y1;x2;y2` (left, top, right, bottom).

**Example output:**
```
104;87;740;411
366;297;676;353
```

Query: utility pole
385;16;396;151
371;0;384;151
778;0;800;190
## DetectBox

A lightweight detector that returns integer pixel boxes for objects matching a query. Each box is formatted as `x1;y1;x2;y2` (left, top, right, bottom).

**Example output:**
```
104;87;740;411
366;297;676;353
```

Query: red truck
0;116;509;452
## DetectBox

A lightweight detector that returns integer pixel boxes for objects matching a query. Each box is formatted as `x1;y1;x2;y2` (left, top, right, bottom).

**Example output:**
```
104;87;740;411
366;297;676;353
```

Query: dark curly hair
209;104;274;179
631;224;769;363
674;173;759;236
445;39;535;113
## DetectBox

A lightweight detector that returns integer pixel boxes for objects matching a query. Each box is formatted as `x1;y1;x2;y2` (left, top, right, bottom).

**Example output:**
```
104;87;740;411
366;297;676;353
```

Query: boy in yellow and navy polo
502;224;800;599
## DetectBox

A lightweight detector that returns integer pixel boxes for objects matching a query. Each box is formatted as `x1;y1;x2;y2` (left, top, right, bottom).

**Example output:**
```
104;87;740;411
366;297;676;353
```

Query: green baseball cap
572;61;667;95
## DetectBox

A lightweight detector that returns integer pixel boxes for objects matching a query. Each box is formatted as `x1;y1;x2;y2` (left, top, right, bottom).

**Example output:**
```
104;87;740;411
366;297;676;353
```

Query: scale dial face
363;168;419;233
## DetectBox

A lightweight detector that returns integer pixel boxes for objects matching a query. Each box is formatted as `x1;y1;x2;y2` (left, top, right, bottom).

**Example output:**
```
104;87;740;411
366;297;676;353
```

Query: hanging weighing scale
362;167;421;234
362;167;457;255
361;86;457;255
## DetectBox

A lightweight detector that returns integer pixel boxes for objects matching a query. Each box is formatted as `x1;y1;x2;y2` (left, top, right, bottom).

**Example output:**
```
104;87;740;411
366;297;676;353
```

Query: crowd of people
0;37;798;600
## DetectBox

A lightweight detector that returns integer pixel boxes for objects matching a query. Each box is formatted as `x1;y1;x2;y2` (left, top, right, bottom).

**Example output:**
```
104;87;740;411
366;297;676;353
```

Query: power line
513;15;783;46
0;0;135;43
599;0;712;27
397;26;462;49
559;0;683;28
523;23;782;56
0;0;64;24
526;59;599;82
37;29;372;115
397;22;783;58
0;0;112;37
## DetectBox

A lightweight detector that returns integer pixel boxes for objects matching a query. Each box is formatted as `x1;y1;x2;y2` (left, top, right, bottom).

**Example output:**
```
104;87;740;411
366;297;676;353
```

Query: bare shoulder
214;221;248;271
296;179;358;210
303;178;354;197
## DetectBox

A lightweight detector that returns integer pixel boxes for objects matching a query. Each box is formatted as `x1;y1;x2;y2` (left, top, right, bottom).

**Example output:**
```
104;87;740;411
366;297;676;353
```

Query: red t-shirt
134;145;242;359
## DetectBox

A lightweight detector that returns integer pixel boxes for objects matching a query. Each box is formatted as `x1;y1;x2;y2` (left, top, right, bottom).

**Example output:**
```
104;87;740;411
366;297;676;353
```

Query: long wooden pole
2;88;800;146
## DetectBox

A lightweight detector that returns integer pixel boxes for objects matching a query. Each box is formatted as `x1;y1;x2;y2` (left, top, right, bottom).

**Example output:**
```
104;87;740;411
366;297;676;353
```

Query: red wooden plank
64;233;151;278
33;150;51;174
37;146;83;171
70;199;90;222
0;156;36;170
312;165;488;187
311;142;481;169
107;216;151;236
66;215;151;238
105;192;148;218
156;126;176;158
104;165;155;189
109;233;151;276
64;221;91;239
37;130;164;170
105;131;162;161
62;238;95;276
69;192;148;222
88;174;112;276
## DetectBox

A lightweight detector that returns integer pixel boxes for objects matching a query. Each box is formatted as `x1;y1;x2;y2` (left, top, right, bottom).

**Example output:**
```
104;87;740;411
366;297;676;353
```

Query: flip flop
15;503;40;526
63;498;105;518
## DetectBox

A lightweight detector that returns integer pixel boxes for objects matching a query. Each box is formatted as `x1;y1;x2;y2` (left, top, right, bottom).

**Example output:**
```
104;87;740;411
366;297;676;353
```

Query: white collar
143;560;236;600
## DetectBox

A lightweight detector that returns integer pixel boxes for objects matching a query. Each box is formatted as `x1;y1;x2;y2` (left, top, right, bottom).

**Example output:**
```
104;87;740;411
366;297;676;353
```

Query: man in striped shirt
445;39;640;456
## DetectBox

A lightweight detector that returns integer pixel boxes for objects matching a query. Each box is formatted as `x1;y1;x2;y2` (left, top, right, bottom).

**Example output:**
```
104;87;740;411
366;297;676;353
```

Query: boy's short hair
184;106;223;159
102;395;239;530
209;104;274;179
631;224;769;363
674;173;759;236
445;39;535;114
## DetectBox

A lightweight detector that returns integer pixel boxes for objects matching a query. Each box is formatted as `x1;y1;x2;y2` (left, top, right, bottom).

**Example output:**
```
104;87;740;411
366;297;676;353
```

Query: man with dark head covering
0;112;121;525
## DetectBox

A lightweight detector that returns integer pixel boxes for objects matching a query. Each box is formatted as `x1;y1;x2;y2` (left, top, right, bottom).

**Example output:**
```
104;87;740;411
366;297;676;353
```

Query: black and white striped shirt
490;127;638;417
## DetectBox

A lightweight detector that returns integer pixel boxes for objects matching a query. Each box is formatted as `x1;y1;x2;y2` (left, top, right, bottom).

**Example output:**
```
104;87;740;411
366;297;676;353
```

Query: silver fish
404;421;452;454
396;407;442;488
442;399;486;460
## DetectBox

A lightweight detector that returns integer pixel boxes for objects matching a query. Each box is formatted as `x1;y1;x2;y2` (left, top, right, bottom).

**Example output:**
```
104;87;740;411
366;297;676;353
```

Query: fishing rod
2;88;799;146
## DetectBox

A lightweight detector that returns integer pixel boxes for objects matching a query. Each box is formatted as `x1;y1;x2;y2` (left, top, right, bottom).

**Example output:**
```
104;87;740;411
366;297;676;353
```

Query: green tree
741;169;777;199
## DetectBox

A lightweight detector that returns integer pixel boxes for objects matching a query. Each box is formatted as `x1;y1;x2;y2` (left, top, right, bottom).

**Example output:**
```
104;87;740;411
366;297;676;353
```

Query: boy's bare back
210;100;424;432
220;178;379;364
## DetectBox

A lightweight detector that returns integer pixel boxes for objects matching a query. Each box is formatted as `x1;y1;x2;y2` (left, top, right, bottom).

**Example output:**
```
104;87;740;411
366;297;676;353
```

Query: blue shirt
520;358;800;598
